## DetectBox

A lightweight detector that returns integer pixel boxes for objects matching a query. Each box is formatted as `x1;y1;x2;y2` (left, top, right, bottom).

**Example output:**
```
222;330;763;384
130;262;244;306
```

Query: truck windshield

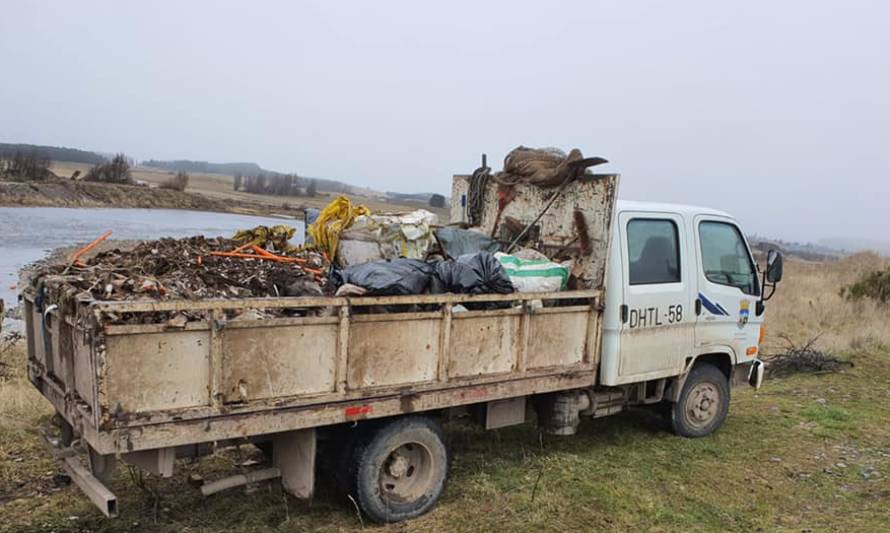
699;221;759;296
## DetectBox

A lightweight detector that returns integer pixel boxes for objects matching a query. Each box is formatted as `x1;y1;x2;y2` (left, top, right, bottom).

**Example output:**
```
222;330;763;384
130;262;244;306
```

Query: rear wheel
350;416;448;523
671;364;730;438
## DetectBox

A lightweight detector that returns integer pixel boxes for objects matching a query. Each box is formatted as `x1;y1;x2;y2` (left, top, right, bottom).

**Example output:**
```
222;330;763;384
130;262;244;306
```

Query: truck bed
25;289;603;454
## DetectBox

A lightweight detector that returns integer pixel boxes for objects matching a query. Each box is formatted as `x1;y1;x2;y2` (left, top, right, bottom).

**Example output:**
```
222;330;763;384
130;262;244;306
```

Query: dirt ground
1;256;889;532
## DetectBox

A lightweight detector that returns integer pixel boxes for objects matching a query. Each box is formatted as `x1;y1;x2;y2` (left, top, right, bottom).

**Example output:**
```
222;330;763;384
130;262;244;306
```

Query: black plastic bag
435;252;514;295
434;227;501;258
331;258;436;296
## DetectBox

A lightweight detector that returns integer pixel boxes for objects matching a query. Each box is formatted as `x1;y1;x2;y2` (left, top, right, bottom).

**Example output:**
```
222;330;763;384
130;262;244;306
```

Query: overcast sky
1;1;887;244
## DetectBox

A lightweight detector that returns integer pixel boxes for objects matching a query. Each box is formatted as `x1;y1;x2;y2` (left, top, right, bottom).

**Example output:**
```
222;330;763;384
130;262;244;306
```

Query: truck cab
602;200;769;390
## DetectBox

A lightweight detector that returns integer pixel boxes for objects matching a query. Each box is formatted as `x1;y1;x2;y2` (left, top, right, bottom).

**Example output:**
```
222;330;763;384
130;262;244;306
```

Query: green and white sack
495;252;570;292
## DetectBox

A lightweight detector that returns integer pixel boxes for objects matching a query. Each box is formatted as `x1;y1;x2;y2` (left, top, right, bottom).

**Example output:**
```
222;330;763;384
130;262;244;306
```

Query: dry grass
48;162;451;220
763;252;890;354
1;256;889;531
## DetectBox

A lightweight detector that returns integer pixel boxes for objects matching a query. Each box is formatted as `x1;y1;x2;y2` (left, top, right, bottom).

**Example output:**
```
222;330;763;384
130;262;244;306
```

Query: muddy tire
671;364;730;438
349;416;448;523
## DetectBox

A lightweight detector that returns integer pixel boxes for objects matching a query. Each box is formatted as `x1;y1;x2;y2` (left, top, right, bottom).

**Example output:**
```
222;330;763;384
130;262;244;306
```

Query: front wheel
349;416;448;523
671;364;730;438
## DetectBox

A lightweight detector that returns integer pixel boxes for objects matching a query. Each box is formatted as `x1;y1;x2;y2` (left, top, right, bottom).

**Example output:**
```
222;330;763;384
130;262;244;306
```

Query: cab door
693;217;762;363
617;211;695;380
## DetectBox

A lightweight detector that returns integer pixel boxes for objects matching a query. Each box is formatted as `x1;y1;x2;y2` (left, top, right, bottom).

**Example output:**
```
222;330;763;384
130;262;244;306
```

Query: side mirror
766;249;783;284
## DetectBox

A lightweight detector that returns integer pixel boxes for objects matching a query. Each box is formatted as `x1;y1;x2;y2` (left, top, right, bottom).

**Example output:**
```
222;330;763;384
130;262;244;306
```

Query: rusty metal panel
221;324;338;402
49;313;64;382
526;311;588;368
29;304;47;367
73;331;96;408
347;317;440;389
23;299;37;365
448;314;519;378
453;173;619;290
104;331;211;413
485;396;527;429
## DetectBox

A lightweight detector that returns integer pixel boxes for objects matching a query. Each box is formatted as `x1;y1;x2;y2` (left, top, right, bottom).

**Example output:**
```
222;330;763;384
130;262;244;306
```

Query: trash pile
28;233;328;319
27;147;603;323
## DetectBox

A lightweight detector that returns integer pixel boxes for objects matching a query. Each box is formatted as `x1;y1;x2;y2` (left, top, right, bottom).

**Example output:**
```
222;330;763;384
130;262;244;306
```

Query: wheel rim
379;442;435;504
684;381;721;429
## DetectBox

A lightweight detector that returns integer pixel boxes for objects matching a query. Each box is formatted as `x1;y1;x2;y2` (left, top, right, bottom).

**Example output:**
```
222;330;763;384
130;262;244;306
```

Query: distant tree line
234;172;318;197
0;151;53;181
0;143;106;165
143;159;263;176
144;158;355;195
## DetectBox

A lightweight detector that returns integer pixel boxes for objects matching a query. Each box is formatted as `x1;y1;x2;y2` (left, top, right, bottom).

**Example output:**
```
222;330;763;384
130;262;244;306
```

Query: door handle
620;304;628;324
695;298;702;316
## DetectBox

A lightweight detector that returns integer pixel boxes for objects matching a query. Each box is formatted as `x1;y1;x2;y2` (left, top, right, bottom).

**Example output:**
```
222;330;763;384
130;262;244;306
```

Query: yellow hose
308;196;370;260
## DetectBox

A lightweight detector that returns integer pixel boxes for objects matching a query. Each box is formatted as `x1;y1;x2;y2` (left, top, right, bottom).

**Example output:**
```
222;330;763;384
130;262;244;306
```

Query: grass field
48;162;450;220
2;255;889;532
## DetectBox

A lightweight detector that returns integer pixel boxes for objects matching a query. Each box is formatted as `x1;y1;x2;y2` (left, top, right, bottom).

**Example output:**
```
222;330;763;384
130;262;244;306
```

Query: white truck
24;167;783;523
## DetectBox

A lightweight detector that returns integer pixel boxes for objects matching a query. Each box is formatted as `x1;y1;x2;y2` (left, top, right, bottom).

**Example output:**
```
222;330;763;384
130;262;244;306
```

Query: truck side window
699;221;759;296
627;219;681;285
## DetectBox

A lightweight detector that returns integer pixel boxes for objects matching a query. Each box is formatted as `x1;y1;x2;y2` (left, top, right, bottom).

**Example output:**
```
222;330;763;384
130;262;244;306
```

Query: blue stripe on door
699;293;729;316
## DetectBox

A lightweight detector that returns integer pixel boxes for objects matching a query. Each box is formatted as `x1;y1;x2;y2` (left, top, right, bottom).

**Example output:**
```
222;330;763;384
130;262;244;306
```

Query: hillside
819;237;890;256
141;160;263;176
142;159;357;194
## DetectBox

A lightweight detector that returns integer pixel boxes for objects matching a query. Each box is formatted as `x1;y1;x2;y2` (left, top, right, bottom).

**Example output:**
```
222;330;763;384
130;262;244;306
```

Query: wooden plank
350;311;442;324
221;323;338;402
104;331;212;413
89;289;603;314
517;302;531;373
585;299;601;367
448;313;519;378
437;304;452;382
209;310;224;408
335;306;350;393
347;318;440;389
526;310;588;368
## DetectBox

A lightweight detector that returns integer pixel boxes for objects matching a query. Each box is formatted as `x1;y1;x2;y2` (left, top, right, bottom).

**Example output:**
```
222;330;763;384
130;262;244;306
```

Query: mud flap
748;359;764;389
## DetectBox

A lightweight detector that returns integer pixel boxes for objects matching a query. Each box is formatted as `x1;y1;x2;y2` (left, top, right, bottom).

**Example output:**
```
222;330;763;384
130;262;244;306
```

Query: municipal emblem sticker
738;300;750;329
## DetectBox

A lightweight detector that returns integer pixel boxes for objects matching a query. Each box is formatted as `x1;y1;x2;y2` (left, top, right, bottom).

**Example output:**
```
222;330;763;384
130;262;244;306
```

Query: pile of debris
25;146;606;324
764;335;853;377
28;234;328;307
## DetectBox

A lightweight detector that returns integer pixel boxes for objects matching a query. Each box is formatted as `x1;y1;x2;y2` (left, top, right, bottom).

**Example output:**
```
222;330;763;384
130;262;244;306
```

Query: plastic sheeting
434;227;501;258
337;209;439;266
435;252;514;295
331;258;436;296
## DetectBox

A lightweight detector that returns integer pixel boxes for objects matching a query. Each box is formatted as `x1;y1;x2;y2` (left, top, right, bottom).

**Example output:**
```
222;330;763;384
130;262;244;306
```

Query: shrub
85;153;132;184
0;151;52;181
842;268;890;304
429;193;446;208
160;171;189;192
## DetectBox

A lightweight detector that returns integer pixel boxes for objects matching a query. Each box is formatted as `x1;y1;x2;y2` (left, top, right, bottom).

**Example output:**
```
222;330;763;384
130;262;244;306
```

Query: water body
0;207;304;314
